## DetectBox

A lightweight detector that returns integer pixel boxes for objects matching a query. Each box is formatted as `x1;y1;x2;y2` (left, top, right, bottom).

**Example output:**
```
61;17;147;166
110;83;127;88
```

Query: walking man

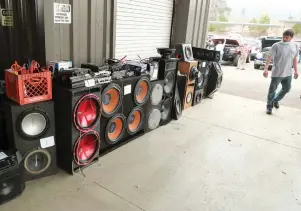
264;29;299;115
237;42;248;70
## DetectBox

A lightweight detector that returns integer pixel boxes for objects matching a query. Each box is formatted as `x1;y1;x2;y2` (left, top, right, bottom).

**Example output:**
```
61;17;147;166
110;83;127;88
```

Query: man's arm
264;56;272;71
293;56;298;73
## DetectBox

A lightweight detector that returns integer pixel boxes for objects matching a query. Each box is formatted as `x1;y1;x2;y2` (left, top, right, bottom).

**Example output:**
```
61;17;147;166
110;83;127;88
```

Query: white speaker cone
21;113;47;136
150;84;163;106
148;109;161;130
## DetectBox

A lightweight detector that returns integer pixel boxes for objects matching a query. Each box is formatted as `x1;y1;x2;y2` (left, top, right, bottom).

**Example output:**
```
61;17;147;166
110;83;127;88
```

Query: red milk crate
5;68;52;105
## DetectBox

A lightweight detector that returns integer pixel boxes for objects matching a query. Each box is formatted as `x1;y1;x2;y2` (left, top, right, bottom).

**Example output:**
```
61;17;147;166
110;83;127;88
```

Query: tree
208;24;216;32
248;18;258;34
257;14;270;35
293;24;301;35
215;15;228;32
217;0;231;17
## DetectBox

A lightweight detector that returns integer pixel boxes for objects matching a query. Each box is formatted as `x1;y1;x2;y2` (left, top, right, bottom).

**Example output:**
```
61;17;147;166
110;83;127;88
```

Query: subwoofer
192;47;220;62
206;62;223;97
99;75;150;155
145;80;164;132
0;150;25;205
178;61;199;85
4;100;57;181
174;44;194;61
53;85;102;174
177;74;194;110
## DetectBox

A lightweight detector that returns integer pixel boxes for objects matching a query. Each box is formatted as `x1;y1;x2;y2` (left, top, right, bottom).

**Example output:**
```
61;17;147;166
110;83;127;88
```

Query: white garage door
115;0;174;60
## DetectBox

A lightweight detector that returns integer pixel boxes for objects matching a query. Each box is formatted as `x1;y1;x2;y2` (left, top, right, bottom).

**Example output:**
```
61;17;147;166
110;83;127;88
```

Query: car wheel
246;54;250;63
254;64;260;69
233;56;239;66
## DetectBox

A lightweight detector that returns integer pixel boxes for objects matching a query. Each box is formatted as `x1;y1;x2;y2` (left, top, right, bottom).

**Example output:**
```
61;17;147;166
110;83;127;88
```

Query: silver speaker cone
164;72;175;94
24;149;51;175
0;182;14;196
148;109;161;130
21;113;47;136
161;100;171;121
151;84;163;106
186;92;192;103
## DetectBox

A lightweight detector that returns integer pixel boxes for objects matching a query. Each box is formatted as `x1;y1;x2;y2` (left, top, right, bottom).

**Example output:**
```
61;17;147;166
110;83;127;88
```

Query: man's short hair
283;29;294;37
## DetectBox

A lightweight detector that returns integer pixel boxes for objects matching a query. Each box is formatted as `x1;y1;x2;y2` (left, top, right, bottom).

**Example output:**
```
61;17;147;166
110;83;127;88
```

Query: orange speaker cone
135;78;150;105
127;107;144;134
102;84;122;117
106;114;125;143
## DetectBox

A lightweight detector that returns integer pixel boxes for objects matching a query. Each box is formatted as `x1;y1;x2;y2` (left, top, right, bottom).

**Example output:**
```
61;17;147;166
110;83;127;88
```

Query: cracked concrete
2;92;301;211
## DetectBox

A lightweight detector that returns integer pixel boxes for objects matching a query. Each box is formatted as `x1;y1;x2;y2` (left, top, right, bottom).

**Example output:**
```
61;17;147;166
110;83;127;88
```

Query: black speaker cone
24;149;52;175
189;66;198;81
196;92;202;103
147;109;161;130
184;46;192;59
161;99;172;121
164;72;175;94
175;99;182;114
17;109;49;139
197;73;204;89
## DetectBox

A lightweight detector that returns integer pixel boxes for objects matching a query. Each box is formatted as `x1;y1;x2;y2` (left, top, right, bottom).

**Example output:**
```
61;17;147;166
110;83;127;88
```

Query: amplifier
192;47;220;62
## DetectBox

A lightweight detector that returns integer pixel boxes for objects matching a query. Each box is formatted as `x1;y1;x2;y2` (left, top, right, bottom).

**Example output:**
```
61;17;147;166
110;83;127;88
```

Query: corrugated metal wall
171;0;211;48
44;0;115;67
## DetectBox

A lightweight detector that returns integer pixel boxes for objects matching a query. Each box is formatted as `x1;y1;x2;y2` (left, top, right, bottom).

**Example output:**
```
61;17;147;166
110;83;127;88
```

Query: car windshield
245;39;259;47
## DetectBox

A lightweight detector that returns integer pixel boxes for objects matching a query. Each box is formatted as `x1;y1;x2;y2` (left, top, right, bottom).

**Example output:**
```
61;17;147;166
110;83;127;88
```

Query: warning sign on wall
1;9;13;26
53;3;71;24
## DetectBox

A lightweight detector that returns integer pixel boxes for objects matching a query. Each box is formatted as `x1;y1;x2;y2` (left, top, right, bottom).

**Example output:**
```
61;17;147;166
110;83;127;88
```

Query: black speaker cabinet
145;80;164;133
53;85;103;174
206;62;223;97
192;47;220;62
171;83;182;120
0;94;9;150
0;150;25;205
157;58;178;82
174;44;194;61
4;100;57;181
99;75;150;155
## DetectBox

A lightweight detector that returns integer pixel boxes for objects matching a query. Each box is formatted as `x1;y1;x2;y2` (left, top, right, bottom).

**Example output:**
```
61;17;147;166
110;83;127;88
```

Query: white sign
124;85;132;95
0;152;8;160
53;3;71;24
40;136;55;149
84;79;96;88
1;9;13;26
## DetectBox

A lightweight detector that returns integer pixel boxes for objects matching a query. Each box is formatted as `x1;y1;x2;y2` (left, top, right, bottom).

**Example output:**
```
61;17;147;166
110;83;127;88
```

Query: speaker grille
184;46;193;59
102;83;122;117
134;77;150;106
24;149;52;175
74;94;101;132
196;73;204;89
105;114;125;144
164;72;175;94
175;99;182;115
161;99;172;121
147;109;161;130
17;109;49;139
73;131;100;166
150;84;163;106
127;107;144;135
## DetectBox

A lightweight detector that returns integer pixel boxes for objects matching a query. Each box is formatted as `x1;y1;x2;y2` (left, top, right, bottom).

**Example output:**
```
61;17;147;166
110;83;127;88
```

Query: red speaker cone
74;94;101;131
74;131;100;165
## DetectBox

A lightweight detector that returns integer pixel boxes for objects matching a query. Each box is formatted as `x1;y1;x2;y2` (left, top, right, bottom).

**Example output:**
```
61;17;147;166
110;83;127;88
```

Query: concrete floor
3;63;301;210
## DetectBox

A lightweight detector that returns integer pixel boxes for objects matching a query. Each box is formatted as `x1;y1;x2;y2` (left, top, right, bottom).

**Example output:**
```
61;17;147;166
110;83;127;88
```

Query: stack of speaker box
0;43;223;206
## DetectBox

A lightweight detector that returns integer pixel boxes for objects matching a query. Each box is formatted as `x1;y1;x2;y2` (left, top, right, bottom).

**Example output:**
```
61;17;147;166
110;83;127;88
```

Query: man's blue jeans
267;76;292;109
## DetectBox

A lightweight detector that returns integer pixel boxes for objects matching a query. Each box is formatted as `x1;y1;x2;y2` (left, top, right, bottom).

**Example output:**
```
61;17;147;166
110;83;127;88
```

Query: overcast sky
227;0;301;20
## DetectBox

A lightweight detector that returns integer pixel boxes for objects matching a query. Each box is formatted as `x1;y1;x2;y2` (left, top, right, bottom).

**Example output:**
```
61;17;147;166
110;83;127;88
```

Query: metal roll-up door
115;0;174;60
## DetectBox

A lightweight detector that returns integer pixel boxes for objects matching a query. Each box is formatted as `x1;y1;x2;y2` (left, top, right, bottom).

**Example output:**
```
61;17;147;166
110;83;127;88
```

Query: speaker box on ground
174;44;194;61
0;150;25;205
145;80;164;133
5;100;57;181
178;61;199;85
177;74;194;110
206;62;223;97
53;85;103;174
171;83;182;120
192;47;220;62
99;75;150;155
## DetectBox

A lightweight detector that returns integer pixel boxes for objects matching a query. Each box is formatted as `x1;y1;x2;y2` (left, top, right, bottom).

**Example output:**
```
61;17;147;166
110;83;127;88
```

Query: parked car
211;38;251;66
244;38;261;60
254;37;281;70
294;40;301;62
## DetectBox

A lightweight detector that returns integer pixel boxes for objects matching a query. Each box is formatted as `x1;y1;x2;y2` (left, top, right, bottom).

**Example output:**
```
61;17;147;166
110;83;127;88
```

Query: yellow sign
1;9;13;26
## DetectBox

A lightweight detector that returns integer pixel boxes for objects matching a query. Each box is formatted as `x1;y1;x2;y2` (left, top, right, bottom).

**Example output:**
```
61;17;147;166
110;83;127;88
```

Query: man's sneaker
266;108;272;115
273;101;279;109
